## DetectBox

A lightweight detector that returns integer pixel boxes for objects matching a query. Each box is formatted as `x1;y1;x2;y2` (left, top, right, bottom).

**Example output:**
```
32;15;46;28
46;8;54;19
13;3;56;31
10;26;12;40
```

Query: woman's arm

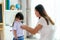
22;24;42;34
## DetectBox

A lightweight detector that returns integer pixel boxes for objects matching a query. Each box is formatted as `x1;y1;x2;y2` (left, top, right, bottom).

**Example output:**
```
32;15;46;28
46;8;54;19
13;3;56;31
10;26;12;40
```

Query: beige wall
0;0;4;40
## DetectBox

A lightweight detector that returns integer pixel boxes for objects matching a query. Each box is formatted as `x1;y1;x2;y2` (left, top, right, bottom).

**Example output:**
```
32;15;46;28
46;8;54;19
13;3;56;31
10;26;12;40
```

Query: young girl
12;12;24;40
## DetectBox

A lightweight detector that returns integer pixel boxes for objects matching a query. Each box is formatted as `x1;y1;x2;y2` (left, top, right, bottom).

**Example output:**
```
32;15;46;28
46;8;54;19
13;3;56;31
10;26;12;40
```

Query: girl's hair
35;4;54;25
12;12;24;27
15;12;24;20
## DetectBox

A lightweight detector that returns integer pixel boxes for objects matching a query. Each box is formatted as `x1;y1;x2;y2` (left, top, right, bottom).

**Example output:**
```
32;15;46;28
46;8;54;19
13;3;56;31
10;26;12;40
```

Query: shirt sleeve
13;22;17;30
38;17;47;26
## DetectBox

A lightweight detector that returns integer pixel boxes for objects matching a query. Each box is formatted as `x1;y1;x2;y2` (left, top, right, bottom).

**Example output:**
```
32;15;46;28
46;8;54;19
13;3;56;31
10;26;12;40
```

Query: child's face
15;18;20;21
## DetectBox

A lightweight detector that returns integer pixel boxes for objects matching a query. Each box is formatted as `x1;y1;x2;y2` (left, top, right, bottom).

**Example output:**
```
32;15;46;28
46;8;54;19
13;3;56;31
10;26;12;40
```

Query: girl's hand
15;37;18;40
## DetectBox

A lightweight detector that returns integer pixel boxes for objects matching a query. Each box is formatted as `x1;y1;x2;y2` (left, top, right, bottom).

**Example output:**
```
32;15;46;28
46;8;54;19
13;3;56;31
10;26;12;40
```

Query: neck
39;16;42;19
16;20;21;22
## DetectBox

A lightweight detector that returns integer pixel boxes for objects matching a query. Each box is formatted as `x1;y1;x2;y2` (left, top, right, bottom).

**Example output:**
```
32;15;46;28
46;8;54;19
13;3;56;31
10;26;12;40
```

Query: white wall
0;0;3;3
4;26;13;40
54;0;60;40
10;0;18;5
22;0;27;38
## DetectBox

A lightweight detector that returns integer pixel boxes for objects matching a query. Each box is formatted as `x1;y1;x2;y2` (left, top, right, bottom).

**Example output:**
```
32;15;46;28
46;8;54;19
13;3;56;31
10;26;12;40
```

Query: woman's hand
21;25;27;29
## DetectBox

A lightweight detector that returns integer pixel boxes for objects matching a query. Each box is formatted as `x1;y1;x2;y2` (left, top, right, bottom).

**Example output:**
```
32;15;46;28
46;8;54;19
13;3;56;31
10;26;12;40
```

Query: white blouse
38;17;54;40
12;21;24;37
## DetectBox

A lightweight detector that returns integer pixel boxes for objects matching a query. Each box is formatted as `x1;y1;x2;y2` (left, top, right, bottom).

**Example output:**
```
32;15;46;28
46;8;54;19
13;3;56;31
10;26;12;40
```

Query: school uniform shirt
12;21;24;37
38;17;54;40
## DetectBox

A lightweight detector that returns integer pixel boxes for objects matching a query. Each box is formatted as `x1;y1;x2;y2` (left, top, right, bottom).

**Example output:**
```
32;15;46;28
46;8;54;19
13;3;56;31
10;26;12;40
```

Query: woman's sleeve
38;17;47;26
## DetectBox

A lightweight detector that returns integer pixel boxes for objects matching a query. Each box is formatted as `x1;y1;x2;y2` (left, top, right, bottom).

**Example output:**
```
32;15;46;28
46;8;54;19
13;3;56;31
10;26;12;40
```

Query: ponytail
48;17;55;25
44;10;55;25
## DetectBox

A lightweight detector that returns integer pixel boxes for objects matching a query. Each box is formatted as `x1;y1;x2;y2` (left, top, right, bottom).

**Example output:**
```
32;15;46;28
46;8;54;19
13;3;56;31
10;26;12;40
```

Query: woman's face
35;10;41;17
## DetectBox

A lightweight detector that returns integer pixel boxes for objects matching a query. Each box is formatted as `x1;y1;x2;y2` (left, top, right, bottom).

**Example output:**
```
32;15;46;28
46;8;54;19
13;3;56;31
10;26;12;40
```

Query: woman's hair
12;12;24;27
35;4;54;25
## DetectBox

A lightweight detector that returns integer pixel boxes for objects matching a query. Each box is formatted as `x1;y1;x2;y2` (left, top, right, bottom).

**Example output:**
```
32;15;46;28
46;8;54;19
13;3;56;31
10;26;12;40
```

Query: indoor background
0;0;60;40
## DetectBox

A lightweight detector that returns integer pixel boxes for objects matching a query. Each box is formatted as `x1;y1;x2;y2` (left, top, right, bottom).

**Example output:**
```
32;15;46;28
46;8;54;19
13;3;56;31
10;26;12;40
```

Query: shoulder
39;17;46;22
38;17;47;25
12;21;18;30
40;17;45;21
13;21;18;26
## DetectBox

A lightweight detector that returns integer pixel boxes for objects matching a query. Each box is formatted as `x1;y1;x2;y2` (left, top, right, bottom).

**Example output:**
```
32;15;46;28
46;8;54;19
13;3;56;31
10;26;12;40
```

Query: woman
22;4;55;40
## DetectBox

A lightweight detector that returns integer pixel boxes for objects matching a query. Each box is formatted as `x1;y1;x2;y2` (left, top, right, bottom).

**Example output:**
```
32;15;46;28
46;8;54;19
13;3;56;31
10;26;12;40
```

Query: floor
25;38;39;40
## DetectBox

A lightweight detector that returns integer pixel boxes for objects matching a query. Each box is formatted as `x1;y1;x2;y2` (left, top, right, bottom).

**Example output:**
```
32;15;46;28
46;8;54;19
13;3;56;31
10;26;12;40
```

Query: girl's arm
13;30;18;39
22;24;42;34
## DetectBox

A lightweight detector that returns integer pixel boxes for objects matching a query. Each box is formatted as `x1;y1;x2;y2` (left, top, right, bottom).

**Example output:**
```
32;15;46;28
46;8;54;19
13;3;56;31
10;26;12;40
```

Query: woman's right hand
21;25;27;29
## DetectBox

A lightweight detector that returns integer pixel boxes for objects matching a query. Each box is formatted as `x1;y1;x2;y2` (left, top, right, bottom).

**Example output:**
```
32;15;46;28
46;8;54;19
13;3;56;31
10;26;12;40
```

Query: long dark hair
35;4;54;25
